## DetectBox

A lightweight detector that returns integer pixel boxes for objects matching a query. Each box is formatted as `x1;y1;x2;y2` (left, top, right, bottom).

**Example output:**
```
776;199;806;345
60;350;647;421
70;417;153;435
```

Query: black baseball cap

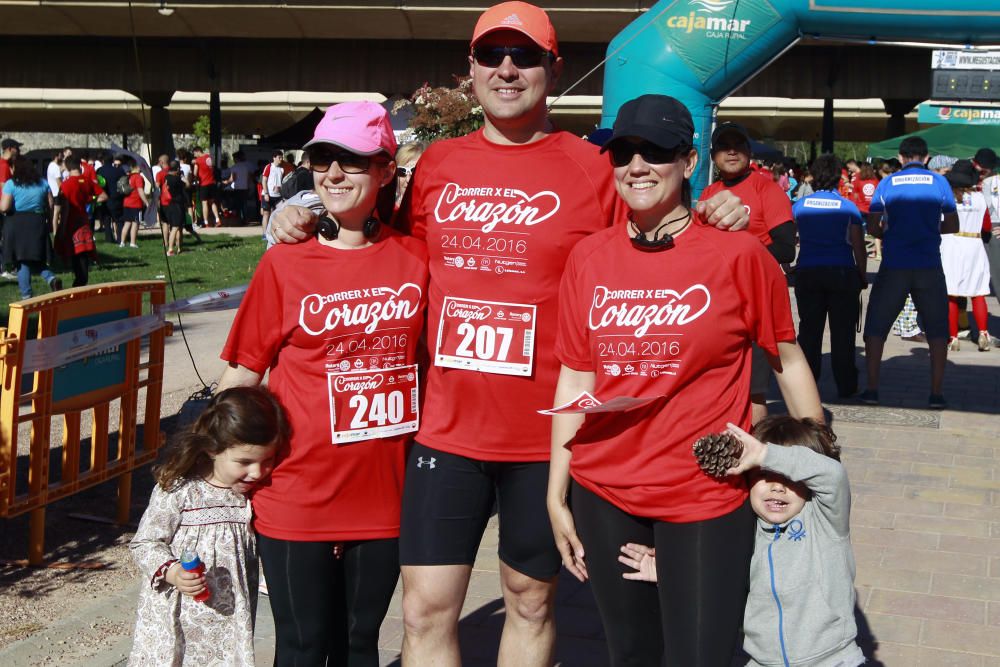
946;159;979;188
711;122;751;152
974;147;998;171
601;95;694;154
1;138;22;150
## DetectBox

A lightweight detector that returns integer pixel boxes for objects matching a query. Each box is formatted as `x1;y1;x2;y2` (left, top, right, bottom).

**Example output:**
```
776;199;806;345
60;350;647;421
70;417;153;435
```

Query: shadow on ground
0;401;203;597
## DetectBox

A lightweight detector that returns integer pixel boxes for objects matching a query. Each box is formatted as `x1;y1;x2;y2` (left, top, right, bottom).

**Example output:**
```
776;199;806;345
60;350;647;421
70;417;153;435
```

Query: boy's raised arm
761;445;851;537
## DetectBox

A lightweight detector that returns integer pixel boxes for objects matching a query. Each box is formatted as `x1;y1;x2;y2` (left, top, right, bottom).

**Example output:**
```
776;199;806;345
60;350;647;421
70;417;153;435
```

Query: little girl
127;386;290;666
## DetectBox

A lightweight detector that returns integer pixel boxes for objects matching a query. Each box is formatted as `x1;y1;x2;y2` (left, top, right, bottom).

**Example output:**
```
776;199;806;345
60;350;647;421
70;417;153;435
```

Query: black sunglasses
472;45;552;69
307;147;374;175
608;141;688;168
396;165;415;178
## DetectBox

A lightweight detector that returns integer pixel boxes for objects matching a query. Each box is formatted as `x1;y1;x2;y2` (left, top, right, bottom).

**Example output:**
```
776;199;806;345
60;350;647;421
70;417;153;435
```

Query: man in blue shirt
862;137;959;409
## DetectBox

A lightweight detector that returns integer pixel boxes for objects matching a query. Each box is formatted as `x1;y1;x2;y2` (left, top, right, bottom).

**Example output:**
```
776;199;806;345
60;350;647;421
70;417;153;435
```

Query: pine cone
693;432;743;478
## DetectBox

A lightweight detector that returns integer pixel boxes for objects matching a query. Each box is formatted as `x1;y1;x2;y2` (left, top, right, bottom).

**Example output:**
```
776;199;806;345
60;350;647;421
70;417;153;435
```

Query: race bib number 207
328;365;419;444
435;297;536;377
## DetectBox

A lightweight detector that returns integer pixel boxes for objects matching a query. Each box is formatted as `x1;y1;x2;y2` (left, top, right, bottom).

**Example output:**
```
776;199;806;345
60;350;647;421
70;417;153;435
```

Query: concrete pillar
149;105;175;160
210;91;222;165
133;90;175;160
882;99;920;139
821;97;834;154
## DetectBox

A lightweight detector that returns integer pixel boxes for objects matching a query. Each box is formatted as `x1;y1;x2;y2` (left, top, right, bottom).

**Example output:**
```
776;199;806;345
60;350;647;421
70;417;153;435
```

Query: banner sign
28;312;163;376
654;0;782;84
22;284;250;375
156;285;248;314
919;103;1000;125
933;50;1000;71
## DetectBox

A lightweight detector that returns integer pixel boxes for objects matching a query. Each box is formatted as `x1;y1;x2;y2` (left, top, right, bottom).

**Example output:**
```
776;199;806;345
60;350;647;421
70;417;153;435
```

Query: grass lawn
1;230;266;323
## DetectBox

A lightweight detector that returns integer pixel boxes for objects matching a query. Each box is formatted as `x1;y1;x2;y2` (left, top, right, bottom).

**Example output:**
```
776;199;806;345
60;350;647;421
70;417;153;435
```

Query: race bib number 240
435;297;536;377
327;365;419;444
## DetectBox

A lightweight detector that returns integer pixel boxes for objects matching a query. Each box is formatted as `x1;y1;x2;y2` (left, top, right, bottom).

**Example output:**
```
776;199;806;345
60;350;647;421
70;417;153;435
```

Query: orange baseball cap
471;2;559;56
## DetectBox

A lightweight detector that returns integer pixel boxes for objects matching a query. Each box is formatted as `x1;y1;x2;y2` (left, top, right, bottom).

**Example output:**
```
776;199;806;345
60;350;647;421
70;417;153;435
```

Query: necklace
629;210;692;249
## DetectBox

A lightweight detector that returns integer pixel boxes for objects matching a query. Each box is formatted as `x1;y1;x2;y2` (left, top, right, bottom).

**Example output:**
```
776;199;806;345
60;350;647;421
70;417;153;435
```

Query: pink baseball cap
302;101;397;157
472;2;558;56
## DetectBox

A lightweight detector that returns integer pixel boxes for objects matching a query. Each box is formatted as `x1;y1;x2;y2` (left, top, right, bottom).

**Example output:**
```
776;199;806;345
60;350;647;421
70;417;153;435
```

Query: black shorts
261;197;279;212
123;206;143;223
399;442;561;579
163;204;185;228
198;184;217;201
863;267;949;340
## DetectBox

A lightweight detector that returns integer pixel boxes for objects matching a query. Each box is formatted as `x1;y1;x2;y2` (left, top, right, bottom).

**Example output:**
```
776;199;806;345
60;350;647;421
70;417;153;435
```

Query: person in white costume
941;160;992;352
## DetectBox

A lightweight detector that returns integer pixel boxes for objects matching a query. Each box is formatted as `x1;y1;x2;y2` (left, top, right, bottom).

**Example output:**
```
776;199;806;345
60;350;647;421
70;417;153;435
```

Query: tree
192;115;211;150
394;76;483;142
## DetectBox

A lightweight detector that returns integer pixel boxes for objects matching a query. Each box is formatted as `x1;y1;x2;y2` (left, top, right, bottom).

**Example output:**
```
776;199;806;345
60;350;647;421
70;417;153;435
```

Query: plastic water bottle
179;549;211;603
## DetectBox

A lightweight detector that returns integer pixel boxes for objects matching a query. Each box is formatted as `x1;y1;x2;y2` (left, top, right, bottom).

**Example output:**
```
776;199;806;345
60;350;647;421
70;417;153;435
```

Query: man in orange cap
270;4;749;665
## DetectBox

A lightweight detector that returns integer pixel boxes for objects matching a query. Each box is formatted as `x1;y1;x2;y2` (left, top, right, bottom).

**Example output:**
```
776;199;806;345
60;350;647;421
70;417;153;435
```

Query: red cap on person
302;101;397;157
471;2;559;57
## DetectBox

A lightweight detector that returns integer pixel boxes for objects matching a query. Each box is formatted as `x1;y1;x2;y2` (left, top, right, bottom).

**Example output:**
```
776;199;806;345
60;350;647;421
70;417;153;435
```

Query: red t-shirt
156;169;170;206
221;232;429;541
81;161;98;184
555;221;796;522
194;154;215;186
57;174;104;258
398;129;625;461
59;174;103;224
124;173;145;209
0;159;11;186
851;178;879;214
702;170;792;246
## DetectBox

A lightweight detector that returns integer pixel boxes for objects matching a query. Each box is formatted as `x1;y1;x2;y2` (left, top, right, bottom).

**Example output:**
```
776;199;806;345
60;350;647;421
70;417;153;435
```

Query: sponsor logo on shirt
299;283;423;336
862;183;876;196
890;174;934;186
588;285;711;337
433;183;561;232
803;198;842;209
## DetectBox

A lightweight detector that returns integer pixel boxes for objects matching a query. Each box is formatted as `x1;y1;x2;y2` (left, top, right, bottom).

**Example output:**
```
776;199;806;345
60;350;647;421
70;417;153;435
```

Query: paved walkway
1;258;999;666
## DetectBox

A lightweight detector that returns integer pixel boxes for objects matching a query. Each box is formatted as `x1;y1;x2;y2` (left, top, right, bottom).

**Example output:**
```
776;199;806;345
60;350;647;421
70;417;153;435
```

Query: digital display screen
931;70;1000;101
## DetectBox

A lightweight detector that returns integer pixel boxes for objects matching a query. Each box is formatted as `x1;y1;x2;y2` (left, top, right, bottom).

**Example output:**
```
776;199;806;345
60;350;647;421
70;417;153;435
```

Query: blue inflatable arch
601;0;1000;193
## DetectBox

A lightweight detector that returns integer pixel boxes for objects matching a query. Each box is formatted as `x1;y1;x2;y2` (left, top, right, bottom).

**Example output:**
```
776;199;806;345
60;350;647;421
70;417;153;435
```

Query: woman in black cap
546;94;823;666
942;158;993;351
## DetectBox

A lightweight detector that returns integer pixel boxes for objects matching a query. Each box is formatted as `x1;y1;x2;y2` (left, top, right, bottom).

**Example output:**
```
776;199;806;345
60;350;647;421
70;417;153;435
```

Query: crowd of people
0;2;977;666
0;138;333;294
694;128;997;410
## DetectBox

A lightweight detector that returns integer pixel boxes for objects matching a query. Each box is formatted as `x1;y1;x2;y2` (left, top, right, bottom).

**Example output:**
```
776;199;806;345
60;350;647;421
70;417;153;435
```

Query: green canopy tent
868;123;1000;160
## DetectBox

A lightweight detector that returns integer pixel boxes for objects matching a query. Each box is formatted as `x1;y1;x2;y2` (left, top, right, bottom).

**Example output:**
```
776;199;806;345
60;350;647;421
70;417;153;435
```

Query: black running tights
571;481;754;667
257;535;400;667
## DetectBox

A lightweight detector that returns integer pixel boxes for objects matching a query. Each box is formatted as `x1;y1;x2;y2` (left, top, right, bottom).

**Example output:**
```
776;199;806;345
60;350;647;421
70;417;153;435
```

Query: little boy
620;416;865;667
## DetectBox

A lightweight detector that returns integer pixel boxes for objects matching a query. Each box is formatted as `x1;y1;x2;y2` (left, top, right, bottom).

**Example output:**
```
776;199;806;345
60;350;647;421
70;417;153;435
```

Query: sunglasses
472;45;552;69
396;165;415;178
608;141;688;168
307;147;374;175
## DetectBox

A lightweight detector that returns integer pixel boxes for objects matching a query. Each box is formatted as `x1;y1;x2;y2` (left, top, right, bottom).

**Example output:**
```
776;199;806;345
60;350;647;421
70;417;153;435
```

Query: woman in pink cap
218;101;429;665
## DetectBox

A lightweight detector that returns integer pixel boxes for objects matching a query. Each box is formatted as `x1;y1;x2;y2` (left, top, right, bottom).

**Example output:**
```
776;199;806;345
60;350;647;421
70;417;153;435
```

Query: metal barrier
0;281;172;565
